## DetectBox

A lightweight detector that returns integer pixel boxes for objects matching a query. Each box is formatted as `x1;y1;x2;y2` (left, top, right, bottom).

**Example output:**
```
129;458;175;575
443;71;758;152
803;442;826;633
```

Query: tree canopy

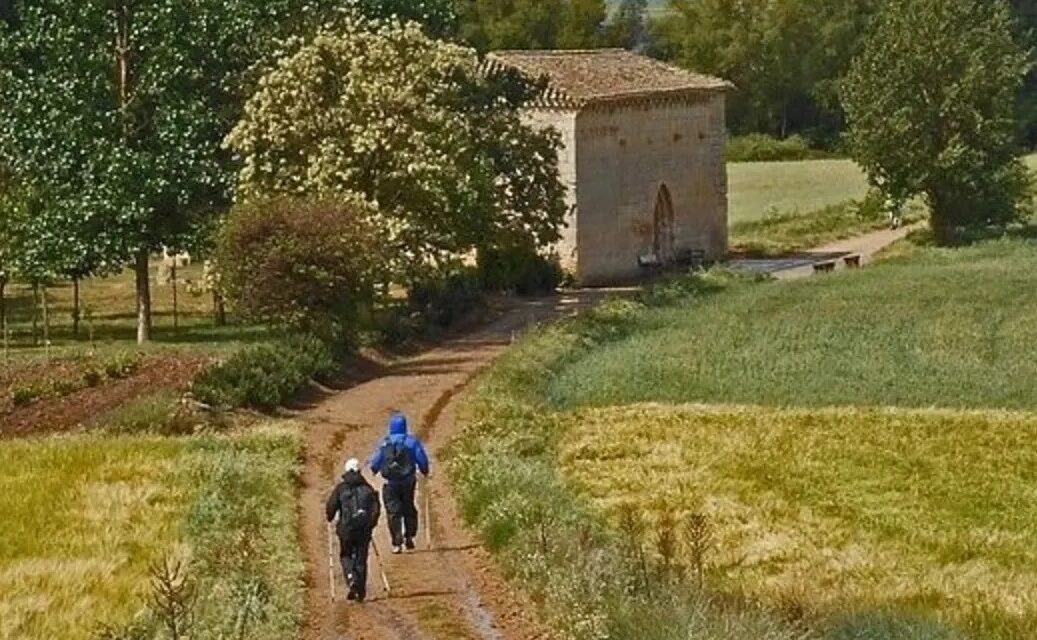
226;17;567;284
842;0;1032;241
458;0;610;51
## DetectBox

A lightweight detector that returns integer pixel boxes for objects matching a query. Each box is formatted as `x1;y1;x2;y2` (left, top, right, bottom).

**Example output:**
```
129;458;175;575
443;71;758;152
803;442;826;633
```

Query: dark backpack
338;485;373;537
383;438;415;482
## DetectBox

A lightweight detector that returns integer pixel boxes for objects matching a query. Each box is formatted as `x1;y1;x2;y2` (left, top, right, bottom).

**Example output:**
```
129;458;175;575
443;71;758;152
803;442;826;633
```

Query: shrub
96;392;195;436
104;352;141;380
217;197;387;343
478;243;563;295
411;270;483;328
82;367;104;388
11;383;44;407
191;334;336;411
727;133;831;163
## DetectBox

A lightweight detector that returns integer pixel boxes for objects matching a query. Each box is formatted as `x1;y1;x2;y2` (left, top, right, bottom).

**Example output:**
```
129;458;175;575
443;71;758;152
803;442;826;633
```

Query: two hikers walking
325;412;430;602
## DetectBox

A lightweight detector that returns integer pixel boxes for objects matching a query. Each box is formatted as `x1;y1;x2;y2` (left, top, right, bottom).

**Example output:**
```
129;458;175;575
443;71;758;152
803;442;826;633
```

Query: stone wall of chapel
522;109;579;274
573;94;728;285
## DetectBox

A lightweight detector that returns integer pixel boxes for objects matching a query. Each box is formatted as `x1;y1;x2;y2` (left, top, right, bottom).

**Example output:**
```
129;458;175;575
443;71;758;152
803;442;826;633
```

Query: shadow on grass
827;613;965;640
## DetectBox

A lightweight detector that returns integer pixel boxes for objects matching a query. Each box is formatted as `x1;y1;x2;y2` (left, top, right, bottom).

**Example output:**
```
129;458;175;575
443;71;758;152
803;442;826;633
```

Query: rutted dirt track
299;294;606;640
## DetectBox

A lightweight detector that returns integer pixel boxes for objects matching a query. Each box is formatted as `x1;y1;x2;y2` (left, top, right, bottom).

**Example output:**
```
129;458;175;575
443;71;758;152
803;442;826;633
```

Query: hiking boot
355;591;366;603
404;537;415;551
346;590;356;601
392;545;403;554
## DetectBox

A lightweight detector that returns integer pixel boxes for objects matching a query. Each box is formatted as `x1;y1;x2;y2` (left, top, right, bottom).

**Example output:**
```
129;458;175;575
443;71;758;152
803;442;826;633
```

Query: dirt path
729;223;920;280
297;224;916;640
299;294;606;640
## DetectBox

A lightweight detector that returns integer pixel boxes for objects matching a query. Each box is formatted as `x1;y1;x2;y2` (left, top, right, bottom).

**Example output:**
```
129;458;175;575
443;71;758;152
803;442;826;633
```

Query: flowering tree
0;0;458;345
227;18;566;285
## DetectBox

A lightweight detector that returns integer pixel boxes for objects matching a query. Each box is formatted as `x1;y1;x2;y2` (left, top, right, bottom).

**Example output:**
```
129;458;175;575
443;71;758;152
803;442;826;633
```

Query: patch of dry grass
559;403;1037;638
0;436;188;640
0;424;303;640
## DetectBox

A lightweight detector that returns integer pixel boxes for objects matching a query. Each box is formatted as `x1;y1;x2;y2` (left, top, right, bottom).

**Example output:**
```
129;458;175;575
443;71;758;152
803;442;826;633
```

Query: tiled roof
485;49;732;108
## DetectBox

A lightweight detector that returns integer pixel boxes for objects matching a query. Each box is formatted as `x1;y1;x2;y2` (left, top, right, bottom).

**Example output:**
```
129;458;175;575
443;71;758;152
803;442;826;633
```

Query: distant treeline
458;0;1037;150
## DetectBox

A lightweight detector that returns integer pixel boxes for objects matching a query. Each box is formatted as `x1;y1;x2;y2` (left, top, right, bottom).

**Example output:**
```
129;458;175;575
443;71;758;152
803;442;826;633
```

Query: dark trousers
382;479;418;546
339;534;370;598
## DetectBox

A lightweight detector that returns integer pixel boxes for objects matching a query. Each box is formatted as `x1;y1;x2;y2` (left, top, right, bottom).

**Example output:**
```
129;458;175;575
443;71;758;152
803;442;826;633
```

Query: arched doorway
653;184;675;263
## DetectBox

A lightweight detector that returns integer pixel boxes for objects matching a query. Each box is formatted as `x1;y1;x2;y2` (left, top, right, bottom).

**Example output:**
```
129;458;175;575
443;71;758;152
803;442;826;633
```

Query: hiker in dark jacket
369;413;430;553
326;458;380;602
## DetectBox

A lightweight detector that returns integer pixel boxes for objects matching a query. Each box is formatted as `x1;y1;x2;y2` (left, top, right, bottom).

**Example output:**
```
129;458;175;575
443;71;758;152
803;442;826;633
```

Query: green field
728;159;870;225
561;404;1037;637
0;425;302;640
456;239;1037;640
727;154;1037;226
548;240;1037;411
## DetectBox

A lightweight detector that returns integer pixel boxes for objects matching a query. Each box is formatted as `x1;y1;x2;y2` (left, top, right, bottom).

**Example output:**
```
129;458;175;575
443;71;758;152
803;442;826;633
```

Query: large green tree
654;0;876;142
606;0;649;50
226;18;566;284
0;0;456;345
458;0;608;51
842;0;1032;242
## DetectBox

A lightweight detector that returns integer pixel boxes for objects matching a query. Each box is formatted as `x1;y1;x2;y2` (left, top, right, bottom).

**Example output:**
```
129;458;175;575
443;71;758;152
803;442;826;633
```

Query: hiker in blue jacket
369;413;430;553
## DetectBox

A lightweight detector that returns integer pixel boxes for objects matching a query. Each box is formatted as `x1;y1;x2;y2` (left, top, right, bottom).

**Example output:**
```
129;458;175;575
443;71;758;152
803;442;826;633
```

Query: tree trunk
72;277;81;338
171;264;178;332
135;249;152;344
213;289;226;327
31;282;39;346
0;277;7;368
41;285;49;361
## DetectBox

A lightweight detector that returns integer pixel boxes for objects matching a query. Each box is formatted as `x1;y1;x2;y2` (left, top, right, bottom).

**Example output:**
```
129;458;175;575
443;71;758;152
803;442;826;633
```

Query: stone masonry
487;50;732;285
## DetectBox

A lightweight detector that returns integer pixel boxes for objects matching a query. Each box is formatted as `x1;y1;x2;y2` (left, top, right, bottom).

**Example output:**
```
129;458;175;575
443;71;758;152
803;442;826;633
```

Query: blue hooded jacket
369;414;430;483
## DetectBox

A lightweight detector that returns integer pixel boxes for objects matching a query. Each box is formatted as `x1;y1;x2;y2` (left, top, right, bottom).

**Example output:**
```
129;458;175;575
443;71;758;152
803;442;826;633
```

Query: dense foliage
227;18;567;286
653;0;877;145
458;0;610;51
842;0;1032;242
217;197;386;340
192;334;336;411
0;0;461;345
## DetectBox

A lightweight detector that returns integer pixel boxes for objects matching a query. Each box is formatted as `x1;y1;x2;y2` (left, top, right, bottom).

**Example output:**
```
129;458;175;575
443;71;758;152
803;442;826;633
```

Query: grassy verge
0;424;302;640
450;285;806;640
548;239;1037;411
730;198;925;256
560;404;1037;638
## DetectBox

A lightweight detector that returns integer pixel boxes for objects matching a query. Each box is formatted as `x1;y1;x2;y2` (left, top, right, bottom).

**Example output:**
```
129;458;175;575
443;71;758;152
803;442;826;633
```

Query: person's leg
402;479;418;547
354;537;371;601
382;483;405;548
339;537;356;600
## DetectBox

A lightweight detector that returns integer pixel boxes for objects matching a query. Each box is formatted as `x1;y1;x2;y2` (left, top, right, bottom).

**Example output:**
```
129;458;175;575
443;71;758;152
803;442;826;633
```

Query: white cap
344;458;361;474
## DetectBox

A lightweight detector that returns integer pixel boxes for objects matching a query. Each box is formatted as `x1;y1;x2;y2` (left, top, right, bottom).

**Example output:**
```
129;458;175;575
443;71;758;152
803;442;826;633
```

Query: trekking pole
424;477;432;550
370;538;392;597
327;523;336;602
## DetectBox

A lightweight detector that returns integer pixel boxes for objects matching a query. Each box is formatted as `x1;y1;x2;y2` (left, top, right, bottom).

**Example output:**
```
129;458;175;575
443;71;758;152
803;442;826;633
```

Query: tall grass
0;437;190;640
560;404;1037;638
0;425;303;640
450;293;808;640
548;239;1037;411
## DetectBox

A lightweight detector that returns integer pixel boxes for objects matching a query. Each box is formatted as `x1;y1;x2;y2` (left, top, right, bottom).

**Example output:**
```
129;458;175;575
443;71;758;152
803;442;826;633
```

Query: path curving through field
296;224;916;640
298;294;606;640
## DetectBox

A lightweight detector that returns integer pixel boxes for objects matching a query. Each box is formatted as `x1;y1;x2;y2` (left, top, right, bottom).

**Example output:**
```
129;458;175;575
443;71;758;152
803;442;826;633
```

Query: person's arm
369;441;385;474
325;485;340;523
412;438;430;476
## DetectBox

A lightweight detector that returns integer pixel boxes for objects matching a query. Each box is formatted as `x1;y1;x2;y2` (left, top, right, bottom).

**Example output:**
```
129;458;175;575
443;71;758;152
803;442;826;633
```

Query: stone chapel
486;49;733;285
